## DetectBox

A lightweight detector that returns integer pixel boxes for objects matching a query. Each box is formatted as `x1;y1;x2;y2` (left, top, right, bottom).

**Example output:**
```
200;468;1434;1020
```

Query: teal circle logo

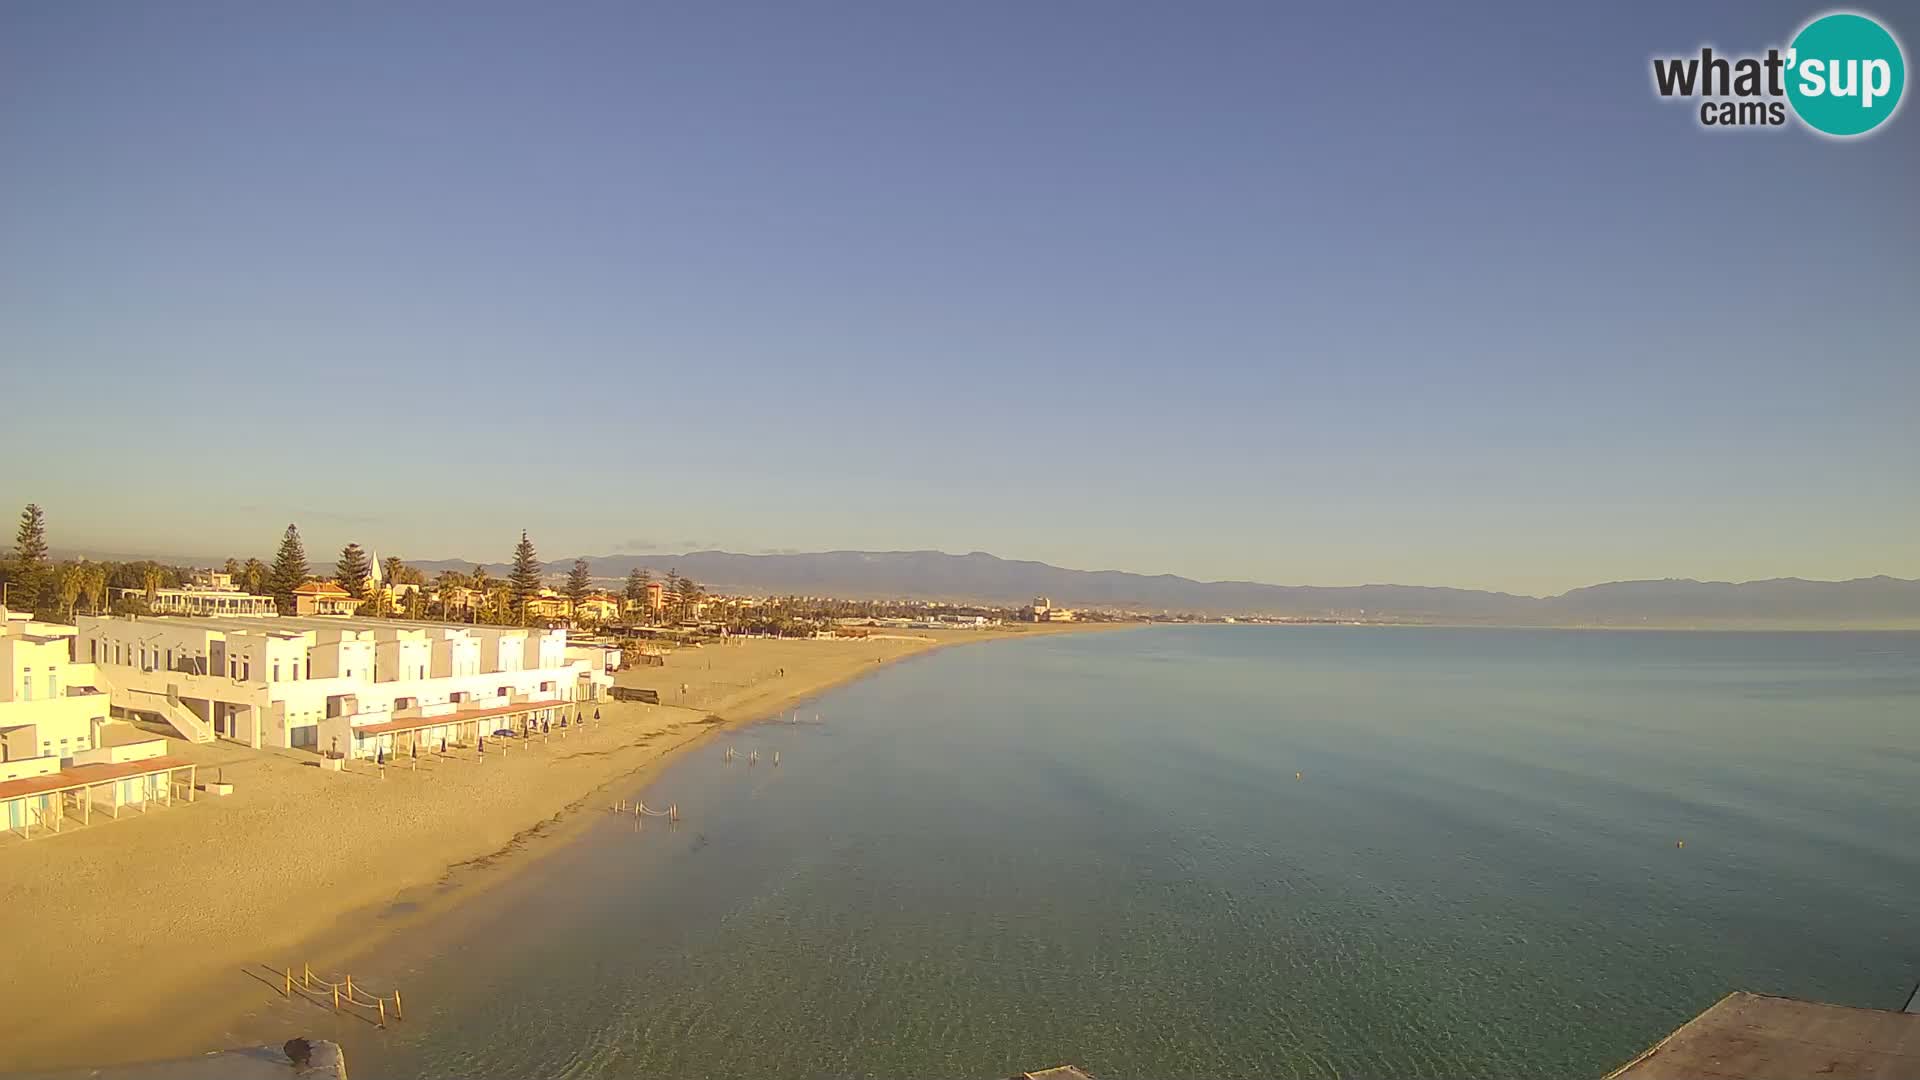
1786;12;1906;136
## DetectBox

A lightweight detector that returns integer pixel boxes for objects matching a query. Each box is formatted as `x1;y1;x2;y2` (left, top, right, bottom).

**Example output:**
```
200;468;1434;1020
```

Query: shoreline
1;622;1127;1072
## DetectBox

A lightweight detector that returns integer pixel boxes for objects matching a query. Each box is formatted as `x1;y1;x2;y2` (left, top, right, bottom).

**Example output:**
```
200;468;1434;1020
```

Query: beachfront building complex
75;614;614;760
2;606;191;837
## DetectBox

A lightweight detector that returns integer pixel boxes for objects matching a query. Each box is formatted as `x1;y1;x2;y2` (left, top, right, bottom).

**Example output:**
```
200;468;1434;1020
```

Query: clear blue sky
2;1;1914;595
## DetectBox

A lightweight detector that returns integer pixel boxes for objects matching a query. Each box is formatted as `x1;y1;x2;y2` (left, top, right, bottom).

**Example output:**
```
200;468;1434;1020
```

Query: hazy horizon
34;534;1919;601
4;1;1914;594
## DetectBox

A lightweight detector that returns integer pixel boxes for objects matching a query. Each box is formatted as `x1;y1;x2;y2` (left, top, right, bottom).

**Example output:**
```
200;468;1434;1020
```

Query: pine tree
268;525;309;613
566;559;594;608
624;567;648;602
509;531;543;624
335;543;372;599
663;568;682;621
675;574;703;621
10;503;50;613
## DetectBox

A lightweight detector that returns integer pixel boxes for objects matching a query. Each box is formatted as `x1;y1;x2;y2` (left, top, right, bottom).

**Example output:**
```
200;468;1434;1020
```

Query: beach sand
0;624;1110;1070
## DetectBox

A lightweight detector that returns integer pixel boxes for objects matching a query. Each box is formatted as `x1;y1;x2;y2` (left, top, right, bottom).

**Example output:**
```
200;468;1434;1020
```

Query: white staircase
124;686;216;744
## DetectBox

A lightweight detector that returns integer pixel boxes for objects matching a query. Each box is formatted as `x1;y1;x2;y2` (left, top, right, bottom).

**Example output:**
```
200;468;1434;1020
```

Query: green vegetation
509;531;542;625
268;524;309;612
566;558;594;608
8;503;50;613
334;543;372;600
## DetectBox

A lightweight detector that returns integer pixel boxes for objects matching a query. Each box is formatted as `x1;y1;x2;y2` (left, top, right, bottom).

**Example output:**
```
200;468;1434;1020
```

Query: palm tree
470;567;492;622
433;569;468;619
142;565;163;605
81;565;107;615
57;563;85;620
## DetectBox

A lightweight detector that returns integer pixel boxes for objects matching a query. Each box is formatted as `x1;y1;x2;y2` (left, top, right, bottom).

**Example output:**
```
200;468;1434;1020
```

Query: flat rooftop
83;615;547;638
1607;991;1920;1079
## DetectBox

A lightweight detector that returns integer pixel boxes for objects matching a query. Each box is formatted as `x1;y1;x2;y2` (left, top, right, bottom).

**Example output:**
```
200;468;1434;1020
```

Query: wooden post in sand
284;967;292;998
393;989;404;1021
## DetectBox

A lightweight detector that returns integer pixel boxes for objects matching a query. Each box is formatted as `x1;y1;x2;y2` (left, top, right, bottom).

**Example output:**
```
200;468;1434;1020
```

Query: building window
20;674;31;702
48;671;59;698
90;640;98;662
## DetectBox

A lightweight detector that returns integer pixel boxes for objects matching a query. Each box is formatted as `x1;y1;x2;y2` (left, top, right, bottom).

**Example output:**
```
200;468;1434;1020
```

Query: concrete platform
6;1040;345;1080
1607;991;1920;1079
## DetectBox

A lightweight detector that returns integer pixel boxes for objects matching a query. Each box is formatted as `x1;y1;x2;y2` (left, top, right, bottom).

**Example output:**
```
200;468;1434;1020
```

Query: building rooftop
1606;992;1920;1079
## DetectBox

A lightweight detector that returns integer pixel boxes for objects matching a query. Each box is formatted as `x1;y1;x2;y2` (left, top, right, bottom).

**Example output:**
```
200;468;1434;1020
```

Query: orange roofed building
291;581;364;617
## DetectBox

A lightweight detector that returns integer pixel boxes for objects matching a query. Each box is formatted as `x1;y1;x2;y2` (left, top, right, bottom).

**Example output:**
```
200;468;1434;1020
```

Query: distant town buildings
1025;596;1076;622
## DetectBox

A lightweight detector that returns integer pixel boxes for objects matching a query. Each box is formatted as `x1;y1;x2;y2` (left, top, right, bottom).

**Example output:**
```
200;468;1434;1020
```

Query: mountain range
401;549;1920;626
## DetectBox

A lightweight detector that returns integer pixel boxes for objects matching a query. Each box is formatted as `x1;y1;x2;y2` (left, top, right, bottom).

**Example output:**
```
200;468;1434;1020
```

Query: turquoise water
338;627;1920;1078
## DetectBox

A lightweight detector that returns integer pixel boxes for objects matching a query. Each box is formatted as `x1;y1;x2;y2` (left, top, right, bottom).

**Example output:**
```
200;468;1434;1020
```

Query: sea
329;626;1920;1079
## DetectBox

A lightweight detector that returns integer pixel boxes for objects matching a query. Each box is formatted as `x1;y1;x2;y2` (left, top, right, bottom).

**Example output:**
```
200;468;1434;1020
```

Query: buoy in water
1676;839;1685;849
1295;771;1302;781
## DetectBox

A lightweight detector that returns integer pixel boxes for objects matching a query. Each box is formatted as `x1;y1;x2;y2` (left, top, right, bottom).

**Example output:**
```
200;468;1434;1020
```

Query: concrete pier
1606;991;1920;1079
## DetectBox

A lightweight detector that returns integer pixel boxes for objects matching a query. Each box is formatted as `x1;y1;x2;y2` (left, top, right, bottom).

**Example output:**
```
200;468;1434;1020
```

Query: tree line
1;504;715;630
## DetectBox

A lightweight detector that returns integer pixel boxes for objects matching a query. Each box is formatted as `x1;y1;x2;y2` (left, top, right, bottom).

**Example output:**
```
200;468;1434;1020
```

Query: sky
1;1;1914;596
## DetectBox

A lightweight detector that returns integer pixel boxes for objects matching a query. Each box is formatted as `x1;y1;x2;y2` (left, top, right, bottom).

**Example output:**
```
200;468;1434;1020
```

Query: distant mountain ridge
402;549;1920;625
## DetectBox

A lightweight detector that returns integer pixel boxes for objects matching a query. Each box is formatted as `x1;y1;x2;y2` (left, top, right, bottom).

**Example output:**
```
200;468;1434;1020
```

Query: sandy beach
0;624;1115;1070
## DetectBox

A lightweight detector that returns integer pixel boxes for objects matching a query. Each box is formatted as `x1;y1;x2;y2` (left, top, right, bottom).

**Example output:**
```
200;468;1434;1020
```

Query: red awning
0;756;193;801
351;699;568;738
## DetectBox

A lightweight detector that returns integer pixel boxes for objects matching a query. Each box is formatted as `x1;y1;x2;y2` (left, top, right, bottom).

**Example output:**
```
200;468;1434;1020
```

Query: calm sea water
335;627;1920;1079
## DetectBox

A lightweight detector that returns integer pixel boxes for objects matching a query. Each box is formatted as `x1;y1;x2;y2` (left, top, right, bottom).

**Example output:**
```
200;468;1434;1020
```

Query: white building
2;606;192;837
75;614;613;759
0;606;112;764
117;581;278;617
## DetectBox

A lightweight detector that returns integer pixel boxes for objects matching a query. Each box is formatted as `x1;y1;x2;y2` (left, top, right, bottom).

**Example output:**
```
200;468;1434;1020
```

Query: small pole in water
1296;771;1302;781
1676;839;1685;849
773;751;780;765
